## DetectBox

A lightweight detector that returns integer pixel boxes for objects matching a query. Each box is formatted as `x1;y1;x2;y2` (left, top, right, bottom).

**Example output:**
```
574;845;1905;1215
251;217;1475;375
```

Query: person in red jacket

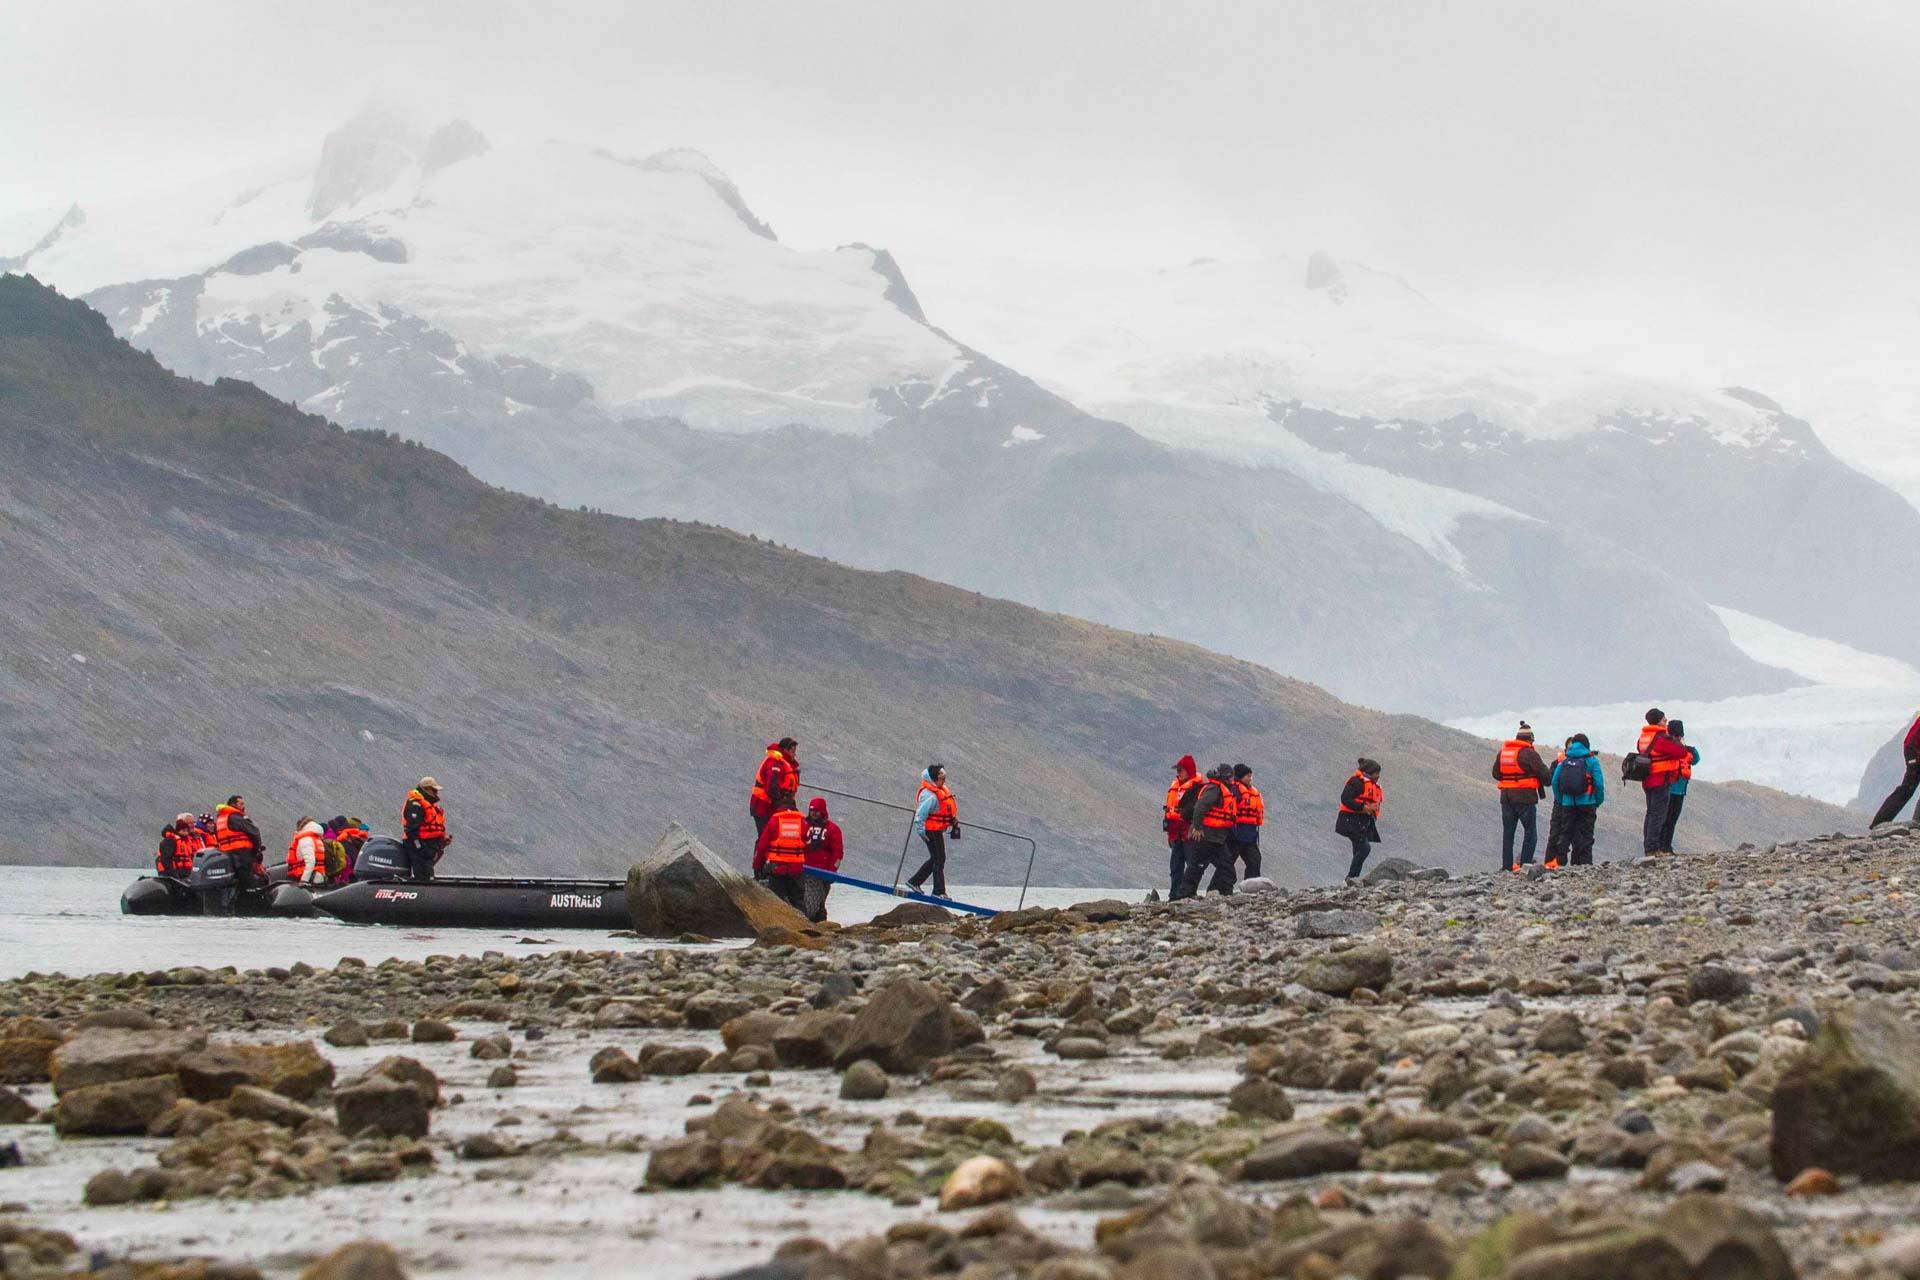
156;814;202;877
1639;709;1692;855
752;801;810;911
1870;710;1920;828
800;797;845;923
750;738;800;835
1163;755;1201;898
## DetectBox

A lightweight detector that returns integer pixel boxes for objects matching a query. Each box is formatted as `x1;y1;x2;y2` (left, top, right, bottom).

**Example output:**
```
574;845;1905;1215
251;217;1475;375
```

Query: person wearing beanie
1546;732;1606;866
907;765;959;898
1227;764;1264;879
801;796;845;923
1658;720;1700;853
1336;759;1384;880
1491;722;1552;871
1163;755;1202;897
1176;764;1240;898
1638;711;1691;855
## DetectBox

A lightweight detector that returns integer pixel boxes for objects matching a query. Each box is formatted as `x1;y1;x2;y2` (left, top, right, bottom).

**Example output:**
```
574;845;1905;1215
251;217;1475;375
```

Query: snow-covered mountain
10;104;1914;733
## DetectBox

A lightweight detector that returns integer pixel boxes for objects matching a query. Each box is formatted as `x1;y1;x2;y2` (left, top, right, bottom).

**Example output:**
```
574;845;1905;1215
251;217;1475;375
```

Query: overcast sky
5;0;1917;476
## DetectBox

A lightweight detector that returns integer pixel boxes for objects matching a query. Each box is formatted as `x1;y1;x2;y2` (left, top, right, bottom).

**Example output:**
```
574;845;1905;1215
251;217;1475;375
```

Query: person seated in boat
212;796;267;890
752;801;810;912
325;816;369;881
156;814;203;878
802;797;844;923
402;778;449;880
286;817;330;886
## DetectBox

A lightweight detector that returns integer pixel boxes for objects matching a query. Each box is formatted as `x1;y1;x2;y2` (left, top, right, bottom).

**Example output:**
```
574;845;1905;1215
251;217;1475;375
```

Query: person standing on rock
1162;755;1202;898
1869;710;1920;828
907;764;959;899
1636;711;1691;856
1492;723;1552;871
750;738;800;836
1176;765;1239;898
402;777;449;880
752;801;811;912
1546;734;1605;866
1657;720;1699;854
1335;759;1383;881
801;796;845;922
1229;764;1264;880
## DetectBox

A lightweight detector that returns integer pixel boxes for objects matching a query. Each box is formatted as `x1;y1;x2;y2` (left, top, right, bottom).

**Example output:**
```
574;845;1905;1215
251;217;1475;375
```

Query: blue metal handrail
798;781;1041;910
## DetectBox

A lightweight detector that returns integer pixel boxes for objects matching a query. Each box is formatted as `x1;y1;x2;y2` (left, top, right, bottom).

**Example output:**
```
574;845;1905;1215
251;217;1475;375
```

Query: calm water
0;866;1142;981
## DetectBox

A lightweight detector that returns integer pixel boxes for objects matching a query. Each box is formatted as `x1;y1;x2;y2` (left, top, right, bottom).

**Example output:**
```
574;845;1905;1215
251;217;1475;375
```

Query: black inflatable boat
312;877;627;929
120;866;322;918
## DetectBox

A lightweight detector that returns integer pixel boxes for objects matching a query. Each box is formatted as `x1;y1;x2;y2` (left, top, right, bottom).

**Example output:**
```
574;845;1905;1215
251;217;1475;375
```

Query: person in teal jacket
1659;721;1701;853
1546;735;1605;866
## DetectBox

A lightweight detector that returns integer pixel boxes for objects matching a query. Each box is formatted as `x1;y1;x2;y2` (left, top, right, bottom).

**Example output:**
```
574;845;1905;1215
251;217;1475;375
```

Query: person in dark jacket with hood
1335;759;1383;880
1870;711;1920;828
1228;763;1263;879
1176;765;1238;898
1492;723;1553;871
1163;755;1201;898
801;796;844;923
1658;720;1700;853
1546;734;1605;866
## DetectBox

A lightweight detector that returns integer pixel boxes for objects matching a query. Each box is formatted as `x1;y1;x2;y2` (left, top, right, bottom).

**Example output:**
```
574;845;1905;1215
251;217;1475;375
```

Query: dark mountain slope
0;276;1847;884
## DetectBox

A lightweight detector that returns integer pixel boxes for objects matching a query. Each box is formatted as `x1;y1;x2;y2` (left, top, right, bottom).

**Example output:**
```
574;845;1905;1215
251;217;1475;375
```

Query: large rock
1240;1128;1361;1181
626;823;809;939
1294;910;1378;939
1362;857;1446;885
0;1018;66;1084
299;1241;410;1280
1772;1001;1920;1180
177;1040;334;1102
1295;947;1393;996
335;1076;431;1138
49;1027;206;1094
867;901;954;928
53;1074;180;1135
833;978;956;1073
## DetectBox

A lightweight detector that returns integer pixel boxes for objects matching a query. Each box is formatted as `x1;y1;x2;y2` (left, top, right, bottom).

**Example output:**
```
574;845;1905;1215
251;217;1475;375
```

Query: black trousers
1346;836;1373;880
1231;836;1261;879
767;873;806;912
1873;758;1920;827
1660;793;1687;852
408;838;446;880
1167;839;1187;898
1501;804;1539;870
1544;805;1568;864
908;831;947;896
1642;789;1672;854
1177;840;1235;898
1546;807;1598;865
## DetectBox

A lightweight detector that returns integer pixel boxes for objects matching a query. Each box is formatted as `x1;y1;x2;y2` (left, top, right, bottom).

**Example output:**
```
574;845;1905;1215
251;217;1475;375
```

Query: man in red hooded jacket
1163;755;1202;898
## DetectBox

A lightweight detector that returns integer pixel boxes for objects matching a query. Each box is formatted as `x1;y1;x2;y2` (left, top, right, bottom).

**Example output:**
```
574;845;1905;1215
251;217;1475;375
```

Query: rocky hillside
0;276;1850;883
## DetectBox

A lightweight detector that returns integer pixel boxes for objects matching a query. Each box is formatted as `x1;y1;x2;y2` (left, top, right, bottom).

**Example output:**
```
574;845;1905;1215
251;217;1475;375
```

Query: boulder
49;1027;206;1094
0;1029;64;1084
1295;947;1392;997
177;1040;334;1102
627;823;809;939
226;1083;318;1128
1502;1228;1690;1280
1363;857;1446;885
365;1055;442;1107
1687;964;1753;1004
840;1060;889;1101
939;1155;1022;1210
1240;1129;1362;1181
867;901;954;928
833;978;956;1072
298;1241;409;1280
1233;877;1280;895
772;1011;853;1069
335;1076;430;1139
53;1074;180;1135
1294;910;1378;939
1655;1196;1795;1280
1071;899;1133;922
646;1136;725;1188
1772;1000;1920;1180
0;1085;34;1123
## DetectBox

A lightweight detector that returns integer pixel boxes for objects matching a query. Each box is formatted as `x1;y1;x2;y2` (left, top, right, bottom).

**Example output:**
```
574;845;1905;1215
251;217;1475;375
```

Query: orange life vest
919;780;958;832
1495;740;1540;791
1636;724;1665;754
286;829;325;879
1164;775;1196;823
213;806;256;855
751;749;798;809
405;791;447;840
1234;782;1264;828
1340;772;1384;814
1200;779;1239;830
157;828;201;875
764;810;808;873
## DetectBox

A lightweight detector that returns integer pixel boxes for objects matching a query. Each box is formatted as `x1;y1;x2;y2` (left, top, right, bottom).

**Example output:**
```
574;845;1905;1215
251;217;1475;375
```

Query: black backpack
1176;780;1202;823
1555;756;1594;799
1621;752;1651;783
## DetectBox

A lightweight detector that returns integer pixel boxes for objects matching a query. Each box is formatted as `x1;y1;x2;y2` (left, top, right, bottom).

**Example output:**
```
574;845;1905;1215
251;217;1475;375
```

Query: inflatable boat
120;865;322;917
312;877;627;929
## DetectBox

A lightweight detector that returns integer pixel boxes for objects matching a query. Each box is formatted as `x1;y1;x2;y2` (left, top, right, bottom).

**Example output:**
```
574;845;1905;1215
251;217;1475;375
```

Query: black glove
949;825;962;841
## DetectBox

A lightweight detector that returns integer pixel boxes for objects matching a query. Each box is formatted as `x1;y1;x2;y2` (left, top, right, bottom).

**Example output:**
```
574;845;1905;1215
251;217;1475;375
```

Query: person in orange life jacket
1163;755;1202;898
1176;765;1239;899
156;814;202;877
327;816;370;881
800;797;845;923
1546;735;1605;866
212;796;266;881
402;777;449;880
1869;710;1920;828
1636;709;1691;855
1228;764;1264;880
1657;720;1700;854
286;817;329;885
752;800;810;912
907;765;960;898
1335;759;1384;880
1492;723;1553;871
750;738;800;836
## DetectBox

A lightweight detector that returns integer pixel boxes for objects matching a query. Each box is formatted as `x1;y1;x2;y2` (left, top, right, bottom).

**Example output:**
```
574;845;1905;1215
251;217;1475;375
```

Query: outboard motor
351;835;411;882
189;848;238;915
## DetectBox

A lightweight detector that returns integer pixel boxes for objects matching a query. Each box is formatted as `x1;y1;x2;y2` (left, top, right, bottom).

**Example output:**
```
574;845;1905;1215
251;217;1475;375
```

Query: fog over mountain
5;0;1918;809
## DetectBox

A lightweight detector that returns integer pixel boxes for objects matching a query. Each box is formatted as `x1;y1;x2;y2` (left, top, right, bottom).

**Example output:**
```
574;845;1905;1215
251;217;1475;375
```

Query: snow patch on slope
1450;609;1920;804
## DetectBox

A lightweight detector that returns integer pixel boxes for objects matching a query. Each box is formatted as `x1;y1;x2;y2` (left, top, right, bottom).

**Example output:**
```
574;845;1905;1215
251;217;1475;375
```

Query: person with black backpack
1546;733;1605;866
